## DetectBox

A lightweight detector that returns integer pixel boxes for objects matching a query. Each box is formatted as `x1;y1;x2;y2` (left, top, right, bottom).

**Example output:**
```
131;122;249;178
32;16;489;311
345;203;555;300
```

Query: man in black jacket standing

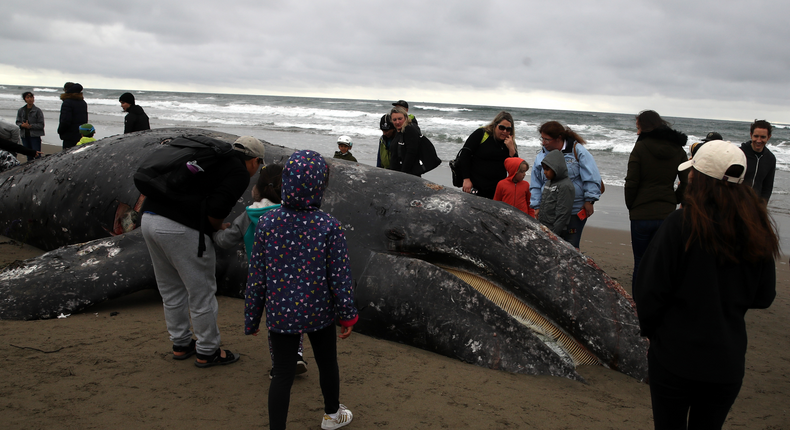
740;119;776;203
119;92;151;134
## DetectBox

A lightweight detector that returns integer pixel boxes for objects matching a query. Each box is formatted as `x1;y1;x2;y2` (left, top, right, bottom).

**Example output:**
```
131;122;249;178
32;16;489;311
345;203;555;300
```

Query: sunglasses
497;124;513;133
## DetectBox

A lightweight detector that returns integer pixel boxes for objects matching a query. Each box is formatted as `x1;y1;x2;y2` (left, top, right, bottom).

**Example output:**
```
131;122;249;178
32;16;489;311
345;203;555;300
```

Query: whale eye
385;229;405;241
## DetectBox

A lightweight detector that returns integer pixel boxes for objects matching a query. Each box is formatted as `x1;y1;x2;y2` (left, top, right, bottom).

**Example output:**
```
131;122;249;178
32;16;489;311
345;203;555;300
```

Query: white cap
677;140;746;184
233;136;266;159
337;135;352;147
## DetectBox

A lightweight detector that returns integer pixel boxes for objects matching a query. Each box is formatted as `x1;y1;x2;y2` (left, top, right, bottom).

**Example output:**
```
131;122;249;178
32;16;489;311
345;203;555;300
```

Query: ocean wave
416;105;473;112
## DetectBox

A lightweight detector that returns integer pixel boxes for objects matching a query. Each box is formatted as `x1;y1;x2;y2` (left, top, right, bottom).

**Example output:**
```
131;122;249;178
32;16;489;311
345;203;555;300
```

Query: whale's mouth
437;265;601;367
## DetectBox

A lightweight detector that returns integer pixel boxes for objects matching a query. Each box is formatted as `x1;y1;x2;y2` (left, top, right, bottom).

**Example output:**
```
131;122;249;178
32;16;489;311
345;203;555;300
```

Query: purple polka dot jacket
245;150;358;335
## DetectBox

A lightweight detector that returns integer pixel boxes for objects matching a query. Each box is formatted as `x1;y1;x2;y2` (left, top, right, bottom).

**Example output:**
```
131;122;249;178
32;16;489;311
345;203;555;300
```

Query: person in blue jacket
530;121;602;249
245;150;358;430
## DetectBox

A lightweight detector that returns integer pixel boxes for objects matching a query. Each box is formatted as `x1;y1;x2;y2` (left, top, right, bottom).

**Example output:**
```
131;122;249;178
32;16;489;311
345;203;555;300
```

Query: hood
60;93;84;101
542;149;568;180
504;157;526;181
281;150;328;211
636;127;688;159
246;201;280;223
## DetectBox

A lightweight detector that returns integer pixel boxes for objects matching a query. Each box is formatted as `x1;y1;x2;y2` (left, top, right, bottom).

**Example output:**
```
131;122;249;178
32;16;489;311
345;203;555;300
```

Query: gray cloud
2;0;788;119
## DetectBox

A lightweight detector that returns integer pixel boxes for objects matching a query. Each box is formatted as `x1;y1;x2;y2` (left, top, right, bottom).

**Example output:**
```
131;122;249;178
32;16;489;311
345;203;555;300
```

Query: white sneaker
321;404;353;429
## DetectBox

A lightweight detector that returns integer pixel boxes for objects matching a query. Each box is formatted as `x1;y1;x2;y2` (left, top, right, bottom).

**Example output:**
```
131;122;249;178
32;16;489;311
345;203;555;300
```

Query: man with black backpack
139;135;265;368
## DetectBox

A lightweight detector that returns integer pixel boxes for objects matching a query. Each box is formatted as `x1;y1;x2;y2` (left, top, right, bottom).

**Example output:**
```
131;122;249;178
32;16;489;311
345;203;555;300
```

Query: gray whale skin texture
0;128;648;382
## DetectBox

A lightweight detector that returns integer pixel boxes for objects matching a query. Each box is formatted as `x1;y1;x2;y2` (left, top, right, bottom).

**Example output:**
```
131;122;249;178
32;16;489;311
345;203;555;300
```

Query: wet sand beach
1;228;787;429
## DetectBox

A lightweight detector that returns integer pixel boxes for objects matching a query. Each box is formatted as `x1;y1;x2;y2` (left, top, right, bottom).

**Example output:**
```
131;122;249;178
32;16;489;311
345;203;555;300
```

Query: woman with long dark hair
456;111;518;199
625;110;689;286
529;121;601;249
634;140;778;430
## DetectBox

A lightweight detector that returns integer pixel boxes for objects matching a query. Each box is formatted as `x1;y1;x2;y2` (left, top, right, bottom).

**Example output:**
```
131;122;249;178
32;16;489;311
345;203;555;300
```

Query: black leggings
648;350;742;430
268;325;340;430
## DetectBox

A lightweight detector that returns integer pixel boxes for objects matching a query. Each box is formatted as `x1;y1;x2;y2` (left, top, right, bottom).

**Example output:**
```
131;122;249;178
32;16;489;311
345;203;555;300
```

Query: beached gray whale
0;128;648;382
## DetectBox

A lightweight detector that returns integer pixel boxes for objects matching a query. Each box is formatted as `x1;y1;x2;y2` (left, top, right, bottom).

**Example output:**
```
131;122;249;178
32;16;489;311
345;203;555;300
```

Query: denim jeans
21;136;42;153
560;214;588;249
631;219;665;287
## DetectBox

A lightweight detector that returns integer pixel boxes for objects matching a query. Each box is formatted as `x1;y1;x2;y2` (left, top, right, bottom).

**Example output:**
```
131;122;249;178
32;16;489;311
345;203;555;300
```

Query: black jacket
124;105;151;134
634;209;775;383
141;154;250;236
457;128;516;199
740;141;776;202
389;123;422;176
57;93;88;142
624;127;688;220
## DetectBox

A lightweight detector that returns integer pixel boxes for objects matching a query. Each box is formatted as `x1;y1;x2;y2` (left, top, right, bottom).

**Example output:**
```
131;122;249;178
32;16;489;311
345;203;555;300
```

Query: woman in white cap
633;140;779;429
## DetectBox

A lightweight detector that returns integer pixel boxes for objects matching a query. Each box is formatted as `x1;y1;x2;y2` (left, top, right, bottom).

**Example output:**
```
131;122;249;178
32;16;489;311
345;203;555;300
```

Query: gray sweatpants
141;213;220;356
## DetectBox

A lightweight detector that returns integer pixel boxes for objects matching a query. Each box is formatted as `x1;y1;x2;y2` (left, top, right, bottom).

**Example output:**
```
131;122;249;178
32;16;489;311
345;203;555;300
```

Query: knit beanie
119;92;135;105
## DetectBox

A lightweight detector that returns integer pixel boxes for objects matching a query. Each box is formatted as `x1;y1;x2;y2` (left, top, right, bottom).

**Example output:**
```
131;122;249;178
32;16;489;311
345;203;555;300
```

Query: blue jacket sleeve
575;144;602;202
530;151;547;209
244;221;268;334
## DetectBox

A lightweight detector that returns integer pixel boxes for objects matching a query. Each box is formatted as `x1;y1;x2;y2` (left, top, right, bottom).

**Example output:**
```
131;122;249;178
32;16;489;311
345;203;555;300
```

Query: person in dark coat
119;92;151;134
457;111;518;199
388;105;423;176
57;83;88;149
625;110;689;286
634;140;778;430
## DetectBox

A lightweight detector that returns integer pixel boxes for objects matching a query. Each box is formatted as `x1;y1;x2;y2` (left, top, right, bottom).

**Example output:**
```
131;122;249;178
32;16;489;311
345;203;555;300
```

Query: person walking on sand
58;83;88;150
740;119;776;203
245;150;357;430
634;140;778;429
140;136;266;368
119;92;151;134
15;91;45;157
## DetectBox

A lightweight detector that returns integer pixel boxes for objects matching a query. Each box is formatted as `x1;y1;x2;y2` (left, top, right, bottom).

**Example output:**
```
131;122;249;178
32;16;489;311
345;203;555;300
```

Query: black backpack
411;134;442;176
134;135;236;256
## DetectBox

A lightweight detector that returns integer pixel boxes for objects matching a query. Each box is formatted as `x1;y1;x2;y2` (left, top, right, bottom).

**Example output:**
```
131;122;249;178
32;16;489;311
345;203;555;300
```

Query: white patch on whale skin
107;247;121;258
76;240;116;256
410;197;453;214
0;264;41;281
464;338;483;353
81;259;100;267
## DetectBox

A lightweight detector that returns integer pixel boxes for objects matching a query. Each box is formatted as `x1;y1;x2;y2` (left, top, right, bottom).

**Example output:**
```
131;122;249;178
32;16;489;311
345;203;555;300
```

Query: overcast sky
2;0;788;122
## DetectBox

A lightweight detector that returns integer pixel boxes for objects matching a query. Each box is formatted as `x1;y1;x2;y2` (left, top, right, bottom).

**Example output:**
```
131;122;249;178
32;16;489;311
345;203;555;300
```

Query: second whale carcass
0;129;647;382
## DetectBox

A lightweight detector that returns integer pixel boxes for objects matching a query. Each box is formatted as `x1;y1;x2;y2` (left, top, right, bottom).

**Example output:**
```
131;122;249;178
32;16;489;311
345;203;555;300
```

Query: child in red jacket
494;157;536;218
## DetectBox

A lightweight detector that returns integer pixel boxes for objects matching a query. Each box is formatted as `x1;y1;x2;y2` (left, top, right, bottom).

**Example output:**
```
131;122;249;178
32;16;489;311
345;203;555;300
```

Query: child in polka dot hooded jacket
245;150;358;430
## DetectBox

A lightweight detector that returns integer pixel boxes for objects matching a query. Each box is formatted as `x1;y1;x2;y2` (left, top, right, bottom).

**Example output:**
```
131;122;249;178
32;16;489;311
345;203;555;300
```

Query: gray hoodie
538;150;575;235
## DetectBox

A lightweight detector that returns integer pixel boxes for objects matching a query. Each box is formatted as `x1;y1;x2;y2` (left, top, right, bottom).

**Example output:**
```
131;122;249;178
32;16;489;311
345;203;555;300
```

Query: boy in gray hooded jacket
538;149;575;239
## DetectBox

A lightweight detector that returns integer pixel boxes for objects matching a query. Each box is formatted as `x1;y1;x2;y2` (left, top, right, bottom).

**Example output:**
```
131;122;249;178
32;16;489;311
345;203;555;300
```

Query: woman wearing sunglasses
456;111;518;199
529;121;602;249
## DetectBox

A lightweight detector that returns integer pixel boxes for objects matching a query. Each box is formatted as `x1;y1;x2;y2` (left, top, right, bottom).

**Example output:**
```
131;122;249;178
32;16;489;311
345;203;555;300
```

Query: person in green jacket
333;135;357;162
625;110;689;287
